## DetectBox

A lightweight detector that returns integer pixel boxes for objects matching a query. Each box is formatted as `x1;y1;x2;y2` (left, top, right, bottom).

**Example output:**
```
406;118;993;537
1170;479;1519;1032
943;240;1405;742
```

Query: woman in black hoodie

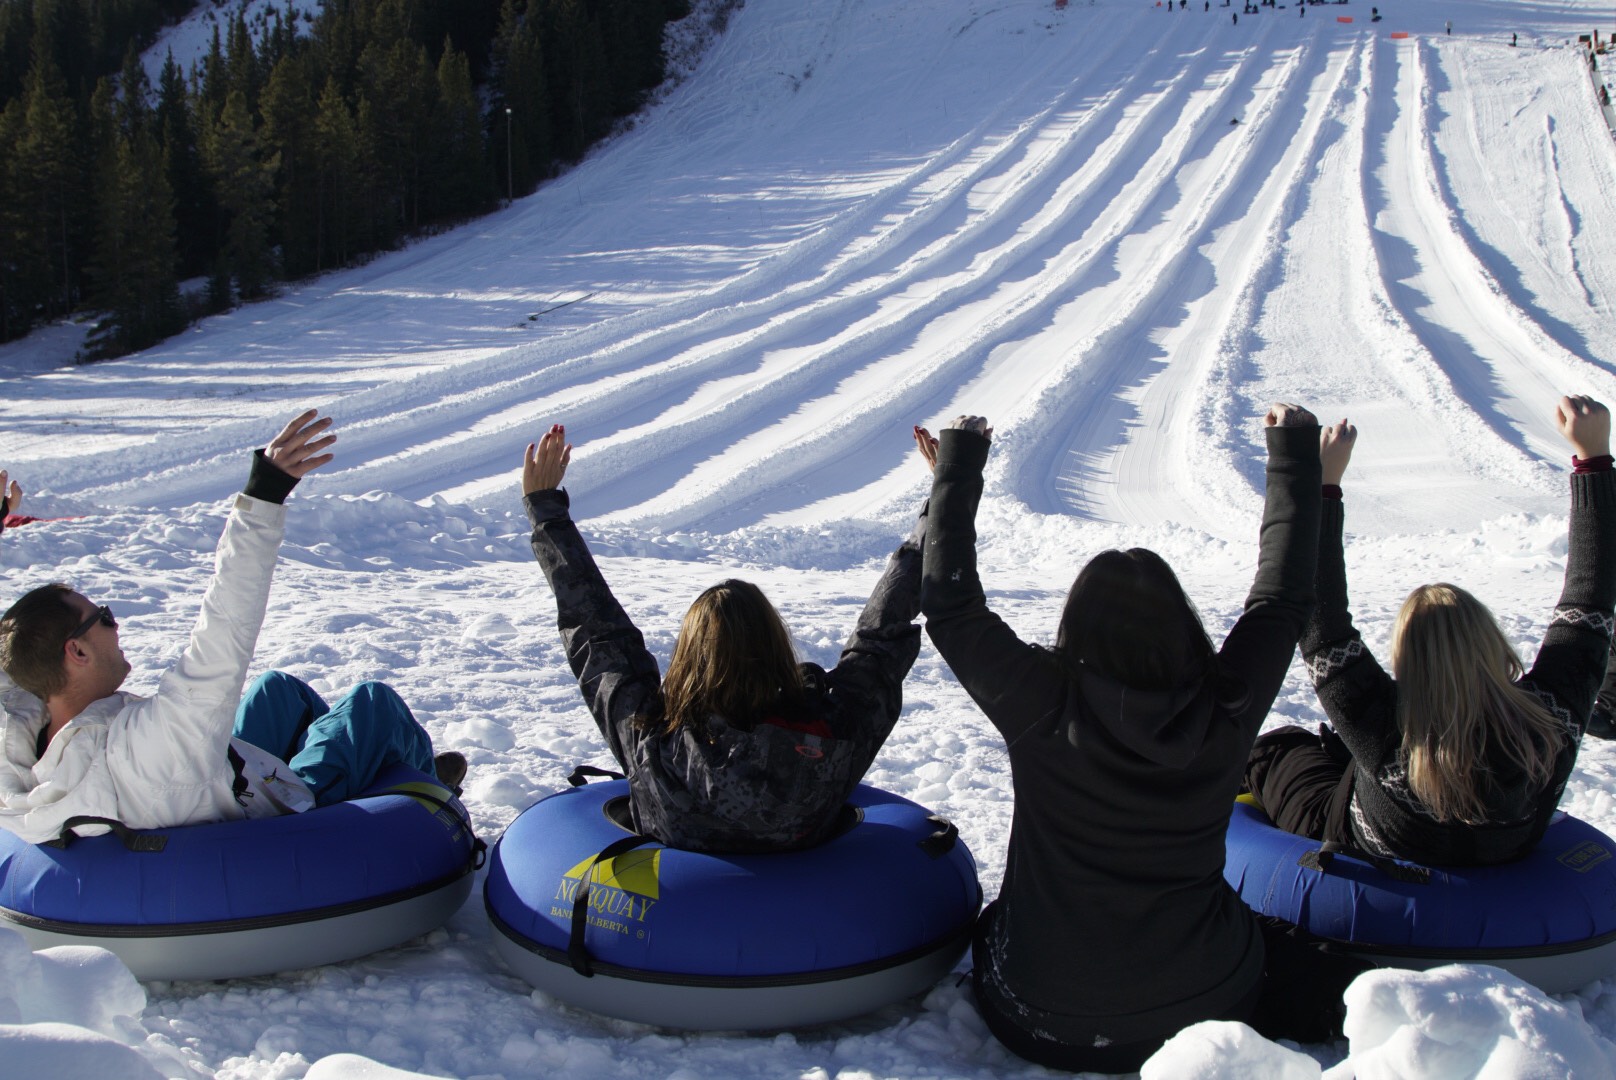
919;406;1327;1073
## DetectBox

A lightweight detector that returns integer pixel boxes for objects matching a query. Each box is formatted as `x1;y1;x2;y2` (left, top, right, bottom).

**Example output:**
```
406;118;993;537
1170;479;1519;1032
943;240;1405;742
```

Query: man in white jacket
0;411;461;846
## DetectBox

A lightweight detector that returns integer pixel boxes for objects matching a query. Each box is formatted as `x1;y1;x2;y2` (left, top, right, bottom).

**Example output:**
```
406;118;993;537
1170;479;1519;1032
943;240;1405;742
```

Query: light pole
505;107;513;206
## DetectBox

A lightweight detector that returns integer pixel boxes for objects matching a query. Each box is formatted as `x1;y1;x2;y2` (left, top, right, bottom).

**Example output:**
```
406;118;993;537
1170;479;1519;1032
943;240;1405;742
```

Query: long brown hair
1391;583;1565;823
658;579;803;736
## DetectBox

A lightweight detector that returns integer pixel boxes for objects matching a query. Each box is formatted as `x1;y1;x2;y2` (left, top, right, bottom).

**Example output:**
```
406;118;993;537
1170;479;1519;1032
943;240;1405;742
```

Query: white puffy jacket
0;492;300;845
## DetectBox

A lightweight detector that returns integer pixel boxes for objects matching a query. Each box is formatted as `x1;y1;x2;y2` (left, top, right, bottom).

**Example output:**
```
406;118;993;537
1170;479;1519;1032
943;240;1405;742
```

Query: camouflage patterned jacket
526;489;926;853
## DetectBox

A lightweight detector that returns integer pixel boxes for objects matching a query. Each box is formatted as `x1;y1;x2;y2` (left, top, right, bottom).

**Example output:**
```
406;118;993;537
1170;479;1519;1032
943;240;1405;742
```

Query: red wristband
1573;455;1613;474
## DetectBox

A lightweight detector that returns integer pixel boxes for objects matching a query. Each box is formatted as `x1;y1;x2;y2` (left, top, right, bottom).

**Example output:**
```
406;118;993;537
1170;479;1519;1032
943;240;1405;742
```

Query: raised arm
920;417;1066;743
1522;396;1616;731
0;470;20;541
523;425;661;769
819;431;933;735
1217;405;1324;734
116;411;334;782
1288;418;1401;764
165;409;333;694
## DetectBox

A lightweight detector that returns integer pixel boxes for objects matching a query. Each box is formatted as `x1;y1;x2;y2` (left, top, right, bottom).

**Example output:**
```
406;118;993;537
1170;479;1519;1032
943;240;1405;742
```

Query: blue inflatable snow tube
1225;800;1616;992
486;779;982;1030
0;765;480;980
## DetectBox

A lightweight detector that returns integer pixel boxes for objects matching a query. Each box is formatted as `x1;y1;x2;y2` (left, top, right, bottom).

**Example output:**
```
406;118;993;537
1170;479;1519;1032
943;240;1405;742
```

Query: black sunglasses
68;604;116;640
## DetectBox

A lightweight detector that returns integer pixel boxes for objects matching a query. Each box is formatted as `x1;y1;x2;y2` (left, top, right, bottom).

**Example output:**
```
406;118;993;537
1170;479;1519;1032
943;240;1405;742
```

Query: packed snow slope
3;0;1616;1077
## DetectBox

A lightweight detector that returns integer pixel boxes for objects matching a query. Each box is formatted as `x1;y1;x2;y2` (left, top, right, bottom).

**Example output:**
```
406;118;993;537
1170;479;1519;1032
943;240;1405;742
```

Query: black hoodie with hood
921;424;1320;1051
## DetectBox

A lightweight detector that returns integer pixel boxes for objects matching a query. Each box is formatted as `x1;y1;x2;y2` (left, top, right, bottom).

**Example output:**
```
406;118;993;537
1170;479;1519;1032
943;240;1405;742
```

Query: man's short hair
0;584;79;700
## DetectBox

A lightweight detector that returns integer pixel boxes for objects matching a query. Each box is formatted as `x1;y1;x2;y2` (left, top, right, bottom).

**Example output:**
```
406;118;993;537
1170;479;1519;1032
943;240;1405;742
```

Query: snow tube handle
569;834;659;977
1299;840;1432;885
44;816;168;852
919;815;959;858
567;764;627;787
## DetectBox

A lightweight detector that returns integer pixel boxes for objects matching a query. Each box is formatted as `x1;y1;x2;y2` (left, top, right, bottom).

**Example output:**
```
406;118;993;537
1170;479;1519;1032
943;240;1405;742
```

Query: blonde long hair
1391;583;1565;823
658;579;803;736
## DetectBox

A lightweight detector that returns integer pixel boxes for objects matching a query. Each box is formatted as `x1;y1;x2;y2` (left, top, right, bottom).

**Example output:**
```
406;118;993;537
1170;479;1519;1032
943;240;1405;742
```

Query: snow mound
1142;1020;1323;1079
305;1053;442;1080
1341;965;1616;1079
0;928;145;1036
0;1022;164;1080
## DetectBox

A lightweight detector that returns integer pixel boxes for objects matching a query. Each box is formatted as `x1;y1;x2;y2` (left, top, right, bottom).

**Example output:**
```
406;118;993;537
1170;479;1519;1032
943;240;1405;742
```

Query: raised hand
1320;420;1357;485
265;410;337;478
1264;402;1318;428
524;424;572;495
948;415;993;440
0;470;20;518
913;426;939;473
1555;395;1611;460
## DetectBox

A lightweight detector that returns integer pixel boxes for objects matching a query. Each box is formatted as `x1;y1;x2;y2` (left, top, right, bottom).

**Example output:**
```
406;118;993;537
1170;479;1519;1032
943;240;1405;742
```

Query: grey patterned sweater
526;489;926;853
1304;469;1616;865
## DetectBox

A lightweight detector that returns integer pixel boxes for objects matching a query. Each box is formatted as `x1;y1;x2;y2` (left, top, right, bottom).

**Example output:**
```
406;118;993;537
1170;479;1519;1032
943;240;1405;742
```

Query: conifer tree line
0;0;687;359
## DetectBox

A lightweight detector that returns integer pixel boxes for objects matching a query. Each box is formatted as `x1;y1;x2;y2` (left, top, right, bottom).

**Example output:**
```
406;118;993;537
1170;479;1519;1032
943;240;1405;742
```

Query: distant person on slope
918;406;1359;1073
521;423;925;853
0;471;20;528
0;413;465;847
1245;396;1615;866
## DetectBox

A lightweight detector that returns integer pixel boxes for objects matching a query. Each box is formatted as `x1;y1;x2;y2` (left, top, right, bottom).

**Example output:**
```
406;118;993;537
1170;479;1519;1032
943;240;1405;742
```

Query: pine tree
541;0;606;162
199;23;227;120
310;0;363;101
352;91;395;253
599;0;674;116
225;9;261;104
12;36;81;323
205;89;280;301
0;2;31;106
0;97;28;341
156;51;217;280
491;0;550;198
116;46;152;140
261;53;319;277
431;38;489;219
360;30;438;231
312;76;360;269
85;76;182;359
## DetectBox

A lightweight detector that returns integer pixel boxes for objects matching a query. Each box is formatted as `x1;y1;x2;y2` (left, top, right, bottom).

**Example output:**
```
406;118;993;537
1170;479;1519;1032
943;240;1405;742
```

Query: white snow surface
4;0;1616;1076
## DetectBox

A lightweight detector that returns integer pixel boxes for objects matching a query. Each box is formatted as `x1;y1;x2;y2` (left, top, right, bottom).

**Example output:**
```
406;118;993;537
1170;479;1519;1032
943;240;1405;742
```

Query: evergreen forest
0;0;689;359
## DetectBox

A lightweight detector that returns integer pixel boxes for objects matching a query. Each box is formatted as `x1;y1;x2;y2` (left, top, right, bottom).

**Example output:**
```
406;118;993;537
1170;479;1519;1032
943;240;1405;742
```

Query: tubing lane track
7;1;1616;540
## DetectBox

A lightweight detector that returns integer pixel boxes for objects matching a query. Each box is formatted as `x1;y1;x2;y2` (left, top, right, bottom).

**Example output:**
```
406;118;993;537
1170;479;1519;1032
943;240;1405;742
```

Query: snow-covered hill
3;0;1616;1076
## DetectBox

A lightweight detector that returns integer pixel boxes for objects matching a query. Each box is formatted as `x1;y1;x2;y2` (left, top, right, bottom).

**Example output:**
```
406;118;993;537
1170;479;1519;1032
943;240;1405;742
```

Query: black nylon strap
227;744;252;805
919;815;959;858
1298;840;1431;885
566;764;626;787
568;834;659;977
45;816;168;852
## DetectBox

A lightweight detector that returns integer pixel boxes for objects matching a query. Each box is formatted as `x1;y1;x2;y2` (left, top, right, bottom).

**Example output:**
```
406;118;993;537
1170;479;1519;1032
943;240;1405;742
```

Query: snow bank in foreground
305;1054;441;1079
0;928;158;1078
1143;1020;1322;1079
1138;965;1616;1080
0;928;144;1034
1340;965;1616;1079
0;1022;164;1080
